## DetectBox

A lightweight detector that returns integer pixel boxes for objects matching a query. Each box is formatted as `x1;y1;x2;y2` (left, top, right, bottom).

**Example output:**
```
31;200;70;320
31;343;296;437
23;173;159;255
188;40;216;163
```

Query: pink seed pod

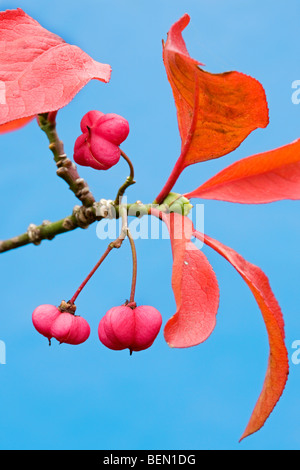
98;305;162;353
73;110;129;170
32;304;61;341
80;110;104;133
93;113;130;146
51;313;90;345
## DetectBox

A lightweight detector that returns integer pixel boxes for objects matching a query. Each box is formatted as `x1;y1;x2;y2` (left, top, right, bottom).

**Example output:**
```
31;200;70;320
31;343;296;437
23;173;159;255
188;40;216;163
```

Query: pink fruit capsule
32;304;61;341
73;110;129;170
51;313;90;345
74;132;120;170
94;113;130;146
80;110;104;133
98;305;162;353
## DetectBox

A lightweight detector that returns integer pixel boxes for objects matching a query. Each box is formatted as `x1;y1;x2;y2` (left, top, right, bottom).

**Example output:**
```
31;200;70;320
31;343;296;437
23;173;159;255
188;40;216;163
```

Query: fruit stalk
127;230;137;305
69;245;114;305
114;150;136;205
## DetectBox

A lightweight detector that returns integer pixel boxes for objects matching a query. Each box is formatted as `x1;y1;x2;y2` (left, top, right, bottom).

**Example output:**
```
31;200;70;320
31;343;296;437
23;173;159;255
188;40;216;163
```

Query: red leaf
155;14;269;203
151;210;219;348
193;230;289;441
0;116;35;134
186;138;300;203
0;9;111;132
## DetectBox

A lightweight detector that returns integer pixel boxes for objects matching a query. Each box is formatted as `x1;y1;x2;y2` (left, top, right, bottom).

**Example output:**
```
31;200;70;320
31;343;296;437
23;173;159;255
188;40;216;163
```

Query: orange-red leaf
0;9;111;133
0;116;35;134
194;230;289;441
186;138;300;203
163;14;269;167
151;210;219;348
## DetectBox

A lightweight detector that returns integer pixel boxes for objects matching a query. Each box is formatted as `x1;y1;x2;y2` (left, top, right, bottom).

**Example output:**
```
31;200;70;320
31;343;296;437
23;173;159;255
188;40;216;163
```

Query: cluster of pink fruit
32;302;162;353
32;110;163;353
32;302;90;345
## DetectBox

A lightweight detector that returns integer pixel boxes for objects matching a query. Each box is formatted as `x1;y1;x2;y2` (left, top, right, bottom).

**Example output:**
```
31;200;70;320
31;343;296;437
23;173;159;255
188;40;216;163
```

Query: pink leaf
0;9;111;132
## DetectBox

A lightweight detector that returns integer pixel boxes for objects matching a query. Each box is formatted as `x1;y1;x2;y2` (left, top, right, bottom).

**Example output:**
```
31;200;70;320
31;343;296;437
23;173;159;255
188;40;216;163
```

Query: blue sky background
0;0;299;450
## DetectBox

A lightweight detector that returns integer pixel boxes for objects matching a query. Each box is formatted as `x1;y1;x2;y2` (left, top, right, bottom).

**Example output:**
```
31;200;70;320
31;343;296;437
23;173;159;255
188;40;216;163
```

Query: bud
163;192;193;216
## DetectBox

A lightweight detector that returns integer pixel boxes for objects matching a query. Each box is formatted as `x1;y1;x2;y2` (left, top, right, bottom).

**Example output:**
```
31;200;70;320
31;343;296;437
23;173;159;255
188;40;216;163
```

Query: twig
38;113;95;207
0;205;99;254
0;198;186;255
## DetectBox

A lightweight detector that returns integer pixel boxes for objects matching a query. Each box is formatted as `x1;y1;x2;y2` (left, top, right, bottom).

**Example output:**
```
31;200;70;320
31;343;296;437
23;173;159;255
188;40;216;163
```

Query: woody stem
38;113;95;207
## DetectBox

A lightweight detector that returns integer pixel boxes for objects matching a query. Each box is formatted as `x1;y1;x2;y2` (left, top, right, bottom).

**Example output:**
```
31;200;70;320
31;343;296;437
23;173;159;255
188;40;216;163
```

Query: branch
38;113;96;207
0;204;102;254
0;200;140;254
0;195;191;255
0;217;76;253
